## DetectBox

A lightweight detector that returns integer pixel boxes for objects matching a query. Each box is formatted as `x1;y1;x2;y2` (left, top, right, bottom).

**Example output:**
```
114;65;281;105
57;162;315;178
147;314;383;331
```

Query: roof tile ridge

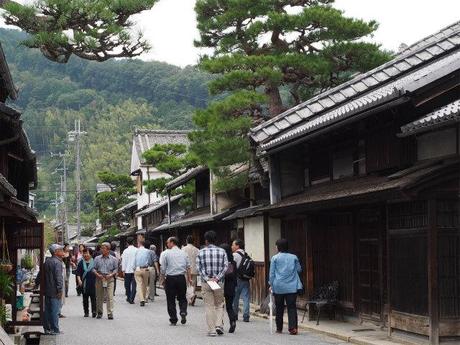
251;21;460;134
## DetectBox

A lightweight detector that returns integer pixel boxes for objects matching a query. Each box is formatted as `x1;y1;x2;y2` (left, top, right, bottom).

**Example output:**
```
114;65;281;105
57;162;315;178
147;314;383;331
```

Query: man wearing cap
43;244;64;335
93;242;118;319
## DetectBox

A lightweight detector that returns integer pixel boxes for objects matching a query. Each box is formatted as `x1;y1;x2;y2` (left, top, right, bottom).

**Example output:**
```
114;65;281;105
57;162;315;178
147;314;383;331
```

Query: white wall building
130;129;189;229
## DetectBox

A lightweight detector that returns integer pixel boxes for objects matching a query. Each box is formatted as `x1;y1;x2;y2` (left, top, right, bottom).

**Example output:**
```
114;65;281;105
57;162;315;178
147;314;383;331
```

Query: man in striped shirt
196;230;228;337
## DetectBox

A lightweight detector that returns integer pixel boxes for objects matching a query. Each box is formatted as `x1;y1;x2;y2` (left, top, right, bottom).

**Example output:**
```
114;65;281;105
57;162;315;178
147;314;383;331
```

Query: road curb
250;309;419;345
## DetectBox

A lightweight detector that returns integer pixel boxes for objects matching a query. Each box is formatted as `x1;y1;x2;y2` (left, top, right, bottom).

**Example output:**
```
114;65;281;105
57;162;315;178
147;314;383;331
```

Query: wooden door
357;208;384;321
281;219;307;296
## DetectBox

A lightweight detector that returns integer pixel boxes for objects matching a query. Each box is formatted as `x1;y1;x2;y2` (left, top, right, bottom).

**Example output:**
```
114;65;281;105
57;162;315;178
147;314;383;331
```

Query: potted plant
0;270;14;327
0;262;13;273
0;270;14;299
21;254;34;270
0;221;12;273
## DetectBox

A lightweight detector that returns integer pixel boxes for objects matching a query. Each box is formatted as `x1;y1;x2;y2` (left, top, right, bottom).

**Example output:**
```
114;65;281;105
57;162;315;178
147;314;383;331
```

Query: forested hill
0;28;211;220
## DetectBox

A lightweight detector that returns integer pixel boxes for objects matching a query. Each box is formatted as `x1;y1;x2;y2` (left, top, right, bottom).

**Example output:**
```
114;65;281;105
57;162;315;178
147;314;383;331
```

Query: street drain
352;329;376;332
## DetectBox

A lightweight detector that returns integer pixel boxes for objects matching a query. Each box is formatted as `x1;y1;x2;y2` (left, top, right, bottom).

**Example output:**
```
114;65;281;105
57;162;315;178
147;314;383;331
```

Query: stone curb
249;309;421;345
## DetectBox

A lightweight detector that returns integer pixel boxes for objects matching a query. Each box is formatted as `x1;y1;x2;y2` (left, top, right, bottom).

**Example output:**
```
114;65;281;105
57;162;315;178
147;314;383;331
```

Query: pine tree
1;0;157;63
142;144;197;208
95;171;135;231
191;0;392;190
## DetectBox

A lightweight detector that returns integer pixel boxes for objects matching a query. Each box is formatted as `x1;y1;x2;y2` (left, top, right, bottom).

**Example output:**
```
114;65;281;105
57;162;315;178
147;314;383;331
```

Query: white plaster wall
243;216;265;262
268;218;281;259
137;167;169;210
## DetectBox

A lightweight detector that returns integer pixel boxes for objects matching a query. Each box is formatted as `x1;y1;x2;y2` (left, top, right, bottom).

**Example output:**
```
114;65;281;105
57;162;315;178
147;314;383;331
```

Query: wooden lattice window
438;200;460;319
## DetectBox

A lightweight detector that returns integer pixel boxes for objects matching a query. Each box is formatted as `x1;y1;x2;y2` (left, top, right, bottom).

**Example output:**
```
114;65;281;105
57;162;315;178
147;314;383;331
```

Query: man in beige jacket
182;235;199;305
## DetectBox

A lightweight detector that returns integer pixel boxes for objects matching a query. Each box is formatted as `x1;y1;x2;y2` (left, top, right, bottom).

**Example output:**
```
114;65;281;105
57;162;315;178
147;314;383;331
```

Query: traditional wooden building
154;167;235;247
130;129;189;230
249;22;460;344
0;43;43;329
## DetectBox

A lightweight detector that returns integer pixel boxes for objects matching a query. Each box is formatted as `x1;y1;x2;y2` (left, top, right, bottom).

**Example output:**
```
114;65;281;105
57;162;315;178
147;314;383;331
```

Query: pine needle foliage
191;0;392;191
2;0;157;62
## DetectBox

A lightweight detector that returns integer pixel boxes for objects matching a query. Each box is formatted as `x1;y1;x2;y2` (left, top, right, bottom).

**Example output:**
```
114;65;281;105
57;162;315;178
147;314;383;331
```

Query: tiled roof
400;98;460;137
261;50;460;151
135;194;182;217
132;129;190;165
114;199;138;214
165;166;208;191
262;159;459;212
0;43;17;101
250;20;460;150
152;208;233;232
223;205;265;221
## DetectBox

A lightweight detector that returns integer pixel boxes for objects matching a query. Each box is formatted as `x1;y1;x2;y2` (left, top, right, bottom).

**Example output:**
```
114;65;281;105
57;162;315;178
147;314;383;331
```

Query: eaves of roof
259;49;460;153
165;166;208;191
400;98;460;137
250;20;460;148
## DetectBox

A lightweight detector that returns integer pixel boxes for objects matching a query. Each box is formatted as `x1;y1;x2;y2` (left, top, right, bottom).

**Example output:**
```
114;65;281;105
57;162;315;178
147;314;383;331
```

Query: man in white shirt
121;237;138;304
182;235;199;306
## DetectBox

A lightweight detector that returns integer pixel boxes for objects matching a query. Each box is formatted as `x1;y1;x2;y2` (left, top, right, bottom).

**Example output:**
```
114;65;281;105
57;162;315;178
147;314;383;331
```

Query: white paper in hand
207;280;221;290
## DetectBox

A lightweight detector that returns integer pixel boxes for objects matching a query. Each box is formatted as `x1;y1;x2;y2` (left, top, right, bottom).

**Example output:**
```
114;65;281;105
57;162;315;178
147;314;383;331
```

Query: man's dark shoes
108;314;114;320
140;301;145;307
129;300;135;304
84;313;89;317
229;320;236;333
216;326;224;335
92;313;96;318
181;314;187;325
169;318;177;326
96;314;102;319
288;328;298;335
243;317;250;322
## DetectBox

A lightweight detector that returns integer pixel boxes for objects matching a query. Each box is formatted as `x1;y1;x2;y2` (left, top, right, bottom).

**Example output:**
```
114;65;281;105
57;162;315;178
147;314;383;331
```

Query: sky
132;0;460;67
2;0;460;67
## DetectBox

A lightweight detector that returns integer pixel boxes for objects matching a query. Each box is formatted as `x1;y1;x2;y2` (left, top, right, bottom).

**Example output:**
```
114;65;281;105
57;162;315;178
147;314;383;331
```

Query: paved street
55;279;346;345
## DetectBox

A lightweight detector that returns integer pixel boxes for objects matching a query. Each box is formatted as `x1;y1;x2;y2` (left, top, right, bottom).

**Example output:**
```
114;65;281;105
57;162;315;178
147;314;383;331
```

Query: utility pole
51;152;69;243
62;155;69;242
68;120;86;242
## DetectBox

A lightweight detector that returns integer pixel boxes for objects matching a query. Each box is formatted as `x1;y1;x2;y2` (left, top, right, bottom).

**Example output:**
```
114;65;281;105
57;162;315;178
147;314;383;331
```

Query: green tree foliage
191;0;392;190
95;171;135;230
142;144;197;208
2;0;157;63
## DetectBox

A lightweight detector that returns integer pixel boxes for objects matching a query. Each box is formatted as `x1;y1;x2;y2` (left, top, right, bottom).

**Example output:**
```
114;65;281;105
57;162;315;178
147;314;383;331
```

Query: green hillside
0;28;211;222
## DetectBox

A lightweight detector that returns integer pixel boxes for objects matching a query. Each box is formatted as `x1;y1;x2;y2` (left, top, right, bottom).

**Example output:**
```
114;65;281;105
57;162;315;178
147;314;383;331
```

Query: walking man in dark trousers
159;237;192;326
121;236;137;304
43;244;64;335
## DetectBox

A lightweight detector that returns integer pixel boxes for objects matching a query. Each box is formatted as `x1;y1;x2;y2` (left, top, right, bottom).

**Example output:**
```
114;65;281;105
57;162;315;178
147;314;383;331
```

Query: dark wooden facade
0;43;42;330
256;41;460;343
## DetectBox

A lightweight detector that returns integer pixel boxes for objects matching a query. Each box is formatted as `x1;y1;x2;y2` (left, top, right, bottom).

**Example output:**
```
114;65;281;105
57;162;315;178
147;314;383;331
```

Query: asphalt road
55;279;347;345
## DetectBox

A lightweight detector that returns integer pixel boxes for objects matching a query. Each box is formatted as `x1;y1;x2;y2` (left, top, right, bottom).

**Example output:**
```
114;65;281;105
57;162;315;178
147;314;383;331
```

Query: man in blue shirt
134;239;156;307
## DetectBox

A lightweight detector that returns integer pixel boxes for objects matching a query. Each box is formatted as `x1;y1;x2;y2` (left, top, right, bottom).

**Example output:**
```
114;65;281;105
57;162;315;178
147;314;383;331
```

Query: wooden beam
386;203;392;337
428;199;439;345
7;152;23;162
263;213;270;296
305;218;314;298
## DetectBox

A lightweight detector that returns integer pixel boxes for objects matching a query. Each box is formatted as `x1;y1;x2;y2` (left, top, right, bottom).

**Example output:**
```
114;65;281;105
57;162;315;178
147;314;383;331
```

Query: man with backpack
232;239;254;322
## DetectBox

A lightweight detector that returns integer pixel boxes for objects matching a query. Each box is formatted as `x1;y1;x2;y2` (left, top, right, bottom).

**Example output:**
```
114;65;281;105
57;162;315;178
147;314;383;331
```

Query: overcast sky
132;0;460;67
2;0;460;67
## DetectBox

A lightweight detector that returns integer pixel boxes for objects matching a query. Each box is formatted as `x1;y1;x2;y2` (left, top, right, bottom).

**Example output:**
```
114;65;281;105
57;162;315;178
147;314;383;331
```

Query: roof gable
0;43;17;102
250;21;460;148
130;129;190;173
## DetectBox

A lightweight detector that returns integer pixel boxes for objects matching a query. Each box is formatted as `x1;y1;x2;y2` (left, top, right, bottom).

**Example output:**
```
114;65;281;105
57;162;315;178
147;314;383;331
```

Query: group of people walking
43;232;303;338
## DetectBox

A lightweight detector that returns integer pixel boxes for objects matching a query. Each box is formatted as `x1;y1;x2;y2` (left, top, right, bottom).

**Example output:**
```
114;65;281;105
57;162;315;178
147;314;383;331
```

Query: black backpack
236;251;255;280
